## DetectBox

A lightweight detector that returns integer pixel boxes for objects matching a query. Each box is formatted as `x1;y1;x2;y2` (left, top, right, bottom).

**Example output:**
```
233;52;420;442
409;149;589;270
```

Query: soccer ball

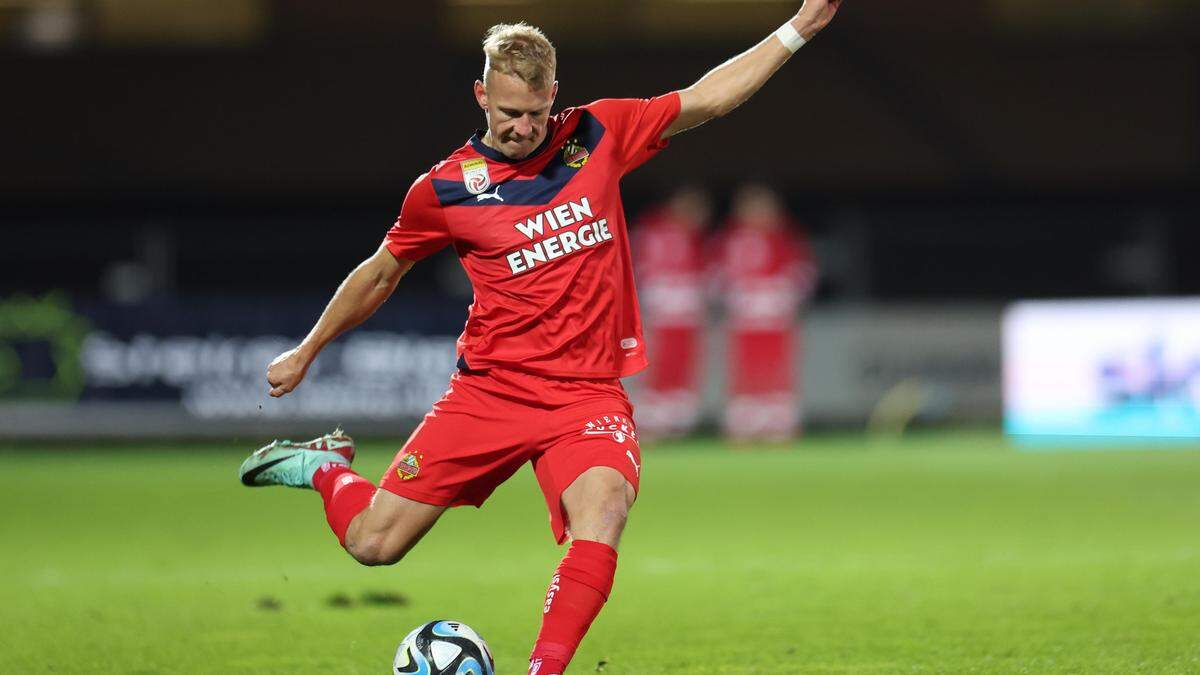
394;619;496;675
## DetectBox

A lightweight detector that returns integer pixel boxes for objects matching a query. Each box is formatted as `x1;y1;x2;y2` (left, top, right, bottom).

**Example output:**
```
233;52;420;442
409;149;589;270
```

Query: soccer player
712;183;818;440
239;4;841;673
631;186;713;438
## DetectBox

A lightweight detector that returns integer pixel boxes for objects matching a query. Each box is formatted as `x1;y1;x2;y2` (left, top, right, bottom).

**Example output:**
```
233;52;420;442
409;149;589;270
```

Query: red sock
312;463;375;547
529;540;618;674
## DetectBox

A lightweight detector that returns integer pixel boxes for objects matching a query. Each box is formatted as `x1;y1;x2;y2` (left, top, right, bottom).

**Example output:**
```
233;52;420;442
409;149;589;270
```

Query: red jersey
711;221;817;331
632;207;707;328
384;94;682;379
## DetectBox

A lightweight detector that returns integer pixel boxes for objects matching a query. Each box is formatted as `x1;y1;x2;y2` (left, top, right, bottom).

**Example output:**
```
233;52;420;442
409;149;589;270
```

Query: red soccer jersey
384;94;681;379
711;221;817;331
632;206;708;328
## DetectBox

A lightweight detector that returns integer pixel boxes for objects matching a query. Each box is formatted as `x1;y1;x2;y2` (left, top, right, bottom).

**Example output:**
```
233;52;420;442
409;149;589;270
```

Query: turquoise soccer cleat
238;428;356;488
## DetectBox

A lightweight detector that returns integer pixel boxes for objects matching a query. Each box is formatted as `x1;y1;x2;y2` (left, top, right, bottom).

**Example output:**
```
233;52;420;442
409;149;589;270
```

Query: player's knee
605;479;631;513
345;532;406;567
581;481;632;538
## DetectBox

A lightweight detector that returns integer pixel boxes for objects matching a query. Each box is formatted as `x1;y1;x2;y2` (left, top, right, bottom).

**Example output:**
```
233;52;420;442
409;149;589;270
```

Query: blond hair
482;22;556;91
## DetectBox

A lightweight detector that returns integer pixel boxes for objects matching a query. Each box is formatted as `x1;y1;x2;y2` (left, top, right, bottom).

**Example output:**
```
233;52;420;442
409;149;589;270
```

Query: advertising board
1003;298;1200;441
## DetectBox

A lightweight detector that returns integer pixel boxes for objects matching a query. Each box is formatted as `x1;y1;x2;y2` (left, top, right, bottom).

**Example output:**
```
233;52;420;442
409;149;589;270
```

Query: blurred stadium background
2;1;1199;673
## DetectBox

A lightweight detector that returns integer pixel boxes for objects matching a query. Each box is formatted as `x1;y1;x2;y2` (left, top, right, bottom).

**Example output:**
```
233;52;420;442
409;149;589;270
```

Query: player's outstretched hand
794;0;842;39
266;346;311;397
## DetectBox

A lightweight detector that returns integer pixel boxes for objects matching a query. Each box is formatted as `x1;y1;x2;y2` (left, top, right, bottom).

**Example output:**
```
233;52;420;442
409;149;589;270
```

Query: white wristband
774;22;807;53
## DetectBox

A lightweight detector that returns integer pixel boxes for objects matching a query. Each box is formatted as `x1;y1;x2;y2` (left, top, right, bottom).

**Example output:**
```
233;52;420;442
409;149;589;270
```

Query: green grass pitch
2;432;1198;673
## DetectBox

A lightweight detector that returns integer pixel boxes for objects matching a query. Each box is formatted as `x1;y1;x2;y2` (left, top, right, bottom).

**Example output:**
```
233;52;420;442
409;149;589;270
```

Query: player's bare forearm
664;0;842;138
299;245;411;358
267;245;412;396
668;38;791;135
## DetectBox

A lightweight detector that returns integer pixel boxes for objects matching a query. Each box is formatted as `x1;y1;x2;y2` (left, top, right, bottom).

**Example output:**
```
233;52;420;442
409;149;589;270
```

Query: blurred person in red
712;183;817;441
632;186;713;438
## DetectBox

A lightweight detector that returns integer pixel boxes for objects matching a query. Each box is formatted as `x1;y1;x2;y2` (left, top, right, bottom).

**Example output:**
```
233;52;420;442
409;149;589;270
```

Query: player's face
474;71;557;160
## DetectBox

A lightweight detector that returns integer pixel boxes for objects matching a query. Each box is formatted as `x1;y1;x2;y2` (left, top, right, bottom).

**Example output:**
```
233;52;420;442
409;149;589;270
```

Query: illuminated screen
1003;298;1200;441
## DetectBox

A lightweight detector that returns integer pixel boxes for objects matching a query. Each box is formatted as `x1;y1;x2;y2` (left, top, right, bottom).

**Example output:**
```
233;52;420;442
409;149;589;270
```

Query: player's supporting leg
529;466;635;675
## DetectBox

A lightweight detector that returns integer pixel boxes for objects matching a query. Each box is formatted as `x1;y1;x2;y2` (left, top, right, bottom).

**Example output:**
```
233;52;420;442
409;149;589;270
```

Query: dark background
2;0;1198;302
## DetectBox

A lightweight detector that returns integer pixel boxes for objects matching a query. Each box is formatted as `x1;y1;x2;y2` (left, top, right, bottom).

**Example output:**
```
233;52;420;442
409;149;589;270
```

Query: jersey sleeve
383;173;452;261
586;93;682;174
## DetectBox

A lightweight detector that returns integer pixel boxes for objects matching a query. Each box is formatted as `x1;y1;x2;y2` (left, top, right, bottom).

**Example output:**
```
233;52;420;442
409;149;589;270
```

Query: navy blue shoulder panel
430;111;606;207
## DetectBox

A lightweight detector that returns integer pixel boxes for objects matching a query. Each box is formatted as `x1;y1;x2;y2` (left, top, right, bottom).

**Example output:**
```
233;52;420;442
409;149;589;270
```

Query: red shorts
379;367;642;544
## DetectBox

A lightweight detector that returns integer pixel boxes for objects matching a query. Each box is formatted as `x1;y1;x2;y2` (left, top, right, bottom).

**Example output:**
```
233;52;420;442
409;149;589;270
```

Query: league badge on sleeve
563;138;589;169
396;452;423;480
461;158;491;195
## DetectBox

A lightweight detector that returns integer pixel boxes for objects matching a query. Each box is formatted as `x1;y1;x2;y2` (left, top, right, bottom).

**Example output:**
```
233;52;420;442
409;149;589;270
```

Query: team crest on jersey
396;452;423;480
582;414;637;444
562;138;589;169
460;158;491;195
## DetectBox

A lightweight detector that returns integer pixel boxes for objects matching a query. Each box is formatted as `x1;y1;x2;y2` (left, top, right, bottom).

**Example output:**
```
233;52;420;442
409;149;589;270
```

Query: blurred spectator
632;186;713;438
711;183;817;441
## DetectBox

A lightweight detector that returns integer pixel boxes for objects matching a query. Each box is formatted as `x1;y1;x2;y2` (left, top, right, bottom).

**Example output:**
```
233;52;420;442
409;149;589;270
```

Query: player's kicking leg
528;466;636;675
239;429;445;565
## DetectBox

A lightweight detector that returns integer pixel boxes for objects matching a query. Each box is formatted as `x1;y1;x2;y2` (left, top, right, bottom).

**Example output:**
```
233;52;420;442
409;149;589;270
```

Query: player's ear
473;79;487;110
550;81;559;104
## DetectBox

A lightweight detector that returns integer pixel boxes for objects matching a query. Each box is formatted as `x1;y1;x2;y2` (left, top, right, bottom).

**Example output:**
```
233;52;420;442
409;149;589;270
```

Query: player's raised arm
663;0;842;138
266;245;413;397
